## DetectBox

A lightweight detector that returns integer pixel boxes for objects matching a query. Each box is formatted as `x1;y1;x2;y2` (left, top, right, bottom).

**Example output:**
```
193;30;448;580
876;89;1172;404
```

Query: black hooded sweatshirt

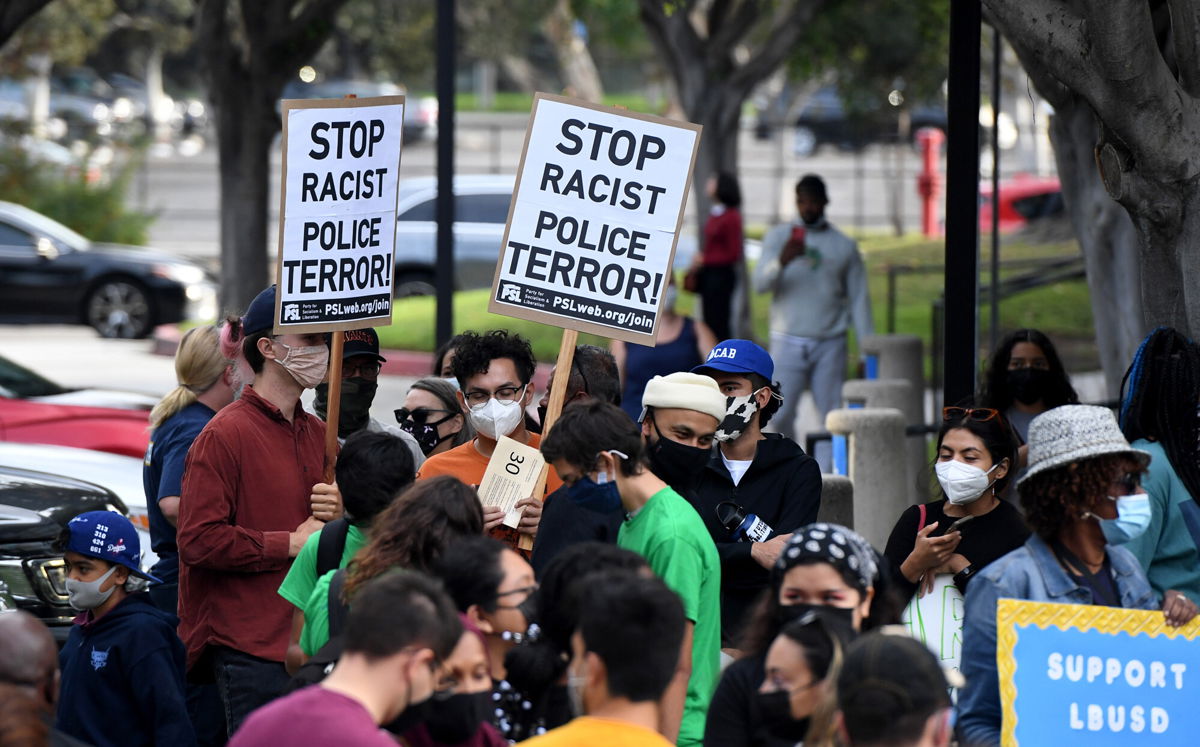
691;433;822;645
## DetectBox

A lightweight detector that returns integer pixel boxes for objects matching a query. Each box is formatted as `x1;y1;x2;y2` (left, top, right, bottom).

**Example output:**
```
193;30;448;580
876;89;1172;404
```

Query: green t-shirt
278;523;367;610
1124;439;1200;598
618;486;721;747
300;569;338;656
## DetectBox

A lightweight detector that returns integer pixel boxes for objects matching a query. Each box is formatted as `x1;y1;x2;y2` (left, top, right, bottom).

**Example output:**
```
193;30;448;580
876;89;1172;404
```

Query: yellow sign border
996;599;1200;746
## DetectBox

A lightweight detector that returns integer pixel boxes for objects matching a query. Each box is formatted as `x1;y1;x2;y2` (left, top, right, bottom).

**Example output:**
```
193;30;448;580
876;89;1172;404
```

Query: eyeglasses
495;583;538;609
465;384;527;408
394;407;455;427
343;360;382;380
1111;472;1142;495
943;406;1000;423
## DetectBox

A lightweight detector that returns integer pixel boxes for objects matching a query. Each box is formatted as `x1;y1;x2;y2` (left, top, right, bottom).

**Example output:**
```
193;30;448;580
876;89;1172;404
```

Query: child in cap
56;511;196;747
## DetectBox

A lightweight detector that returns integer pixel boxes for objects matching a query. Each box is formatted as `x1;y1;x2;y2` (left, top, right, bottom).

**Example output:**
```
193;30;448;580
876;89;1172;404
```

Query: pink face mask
273;340;329;389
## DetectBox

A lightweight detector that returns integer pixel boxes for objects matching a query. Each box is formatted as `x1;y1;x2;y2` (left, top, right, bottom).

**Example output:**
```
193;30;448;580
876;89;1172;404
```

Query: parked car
281;78;438;144
979;176;1063;233
0;466;127;640
0;442;154;568
391;175;706;296
789;86;947;157
0;353;158;410
0;396;150;459
0;201;217;338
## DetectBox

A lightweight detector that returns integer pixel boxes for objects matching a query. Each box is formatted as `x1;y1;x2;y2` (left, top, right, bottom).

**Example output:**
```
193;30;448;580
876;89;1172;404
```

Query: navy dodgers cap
693;339;774;381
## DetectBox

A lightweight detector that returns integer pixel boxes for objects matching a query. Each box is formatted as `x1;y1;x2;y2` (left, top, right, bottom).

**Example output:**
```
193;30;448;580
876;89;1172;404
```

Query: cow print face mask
715;389;766;443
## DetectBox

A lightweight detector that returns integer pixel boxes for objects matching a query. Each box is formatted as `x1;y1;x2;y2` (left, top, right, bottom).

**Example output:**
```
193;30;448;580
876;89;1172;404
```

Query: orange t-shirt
417;433;562;550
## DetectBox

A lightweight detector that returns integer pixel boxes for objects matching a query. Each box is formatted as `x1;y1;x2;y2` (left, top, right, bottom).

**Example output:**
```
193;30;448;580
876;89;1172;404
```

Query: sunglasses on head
394;407;455;427
942;406;1000;423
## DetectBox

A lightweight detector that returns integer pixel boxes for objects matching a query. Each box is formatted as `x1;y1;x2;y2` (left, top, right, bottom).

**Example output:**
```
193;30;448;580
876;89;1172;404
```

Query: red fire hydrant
916;127;944;237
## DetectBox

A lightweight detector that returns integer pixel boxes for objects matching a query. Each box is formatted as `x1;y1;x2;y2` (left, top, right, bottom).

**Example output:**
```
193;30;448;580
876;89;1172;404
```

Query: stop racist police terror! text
298;118;390;253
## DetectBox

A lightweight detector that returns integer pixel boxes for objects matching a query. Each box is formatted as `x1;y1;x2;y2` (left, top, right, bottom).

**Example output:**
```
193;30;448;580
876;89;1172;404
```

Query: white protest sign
488;93;701;344
274;95;404;333
901;573;965;697
476;436;546;528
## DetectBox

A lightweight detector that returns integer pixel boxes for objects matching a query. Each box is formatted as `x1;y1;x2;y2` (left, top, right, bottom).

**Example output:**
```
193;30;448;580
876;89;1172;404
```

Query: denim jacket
956;534;1157;746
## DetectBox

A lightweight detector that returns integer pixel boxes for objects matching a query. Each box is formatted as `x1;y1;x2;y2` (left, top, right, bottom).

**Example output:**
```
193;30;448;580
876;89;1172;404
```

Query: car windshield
1;203;90;251
0;355;69;398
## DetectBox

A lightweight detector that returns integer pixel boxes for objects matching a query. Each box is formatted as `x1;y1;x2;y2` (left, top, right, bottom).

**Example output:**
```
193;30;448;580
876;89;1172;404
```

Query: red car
979;176;1063;233
0;397;149;459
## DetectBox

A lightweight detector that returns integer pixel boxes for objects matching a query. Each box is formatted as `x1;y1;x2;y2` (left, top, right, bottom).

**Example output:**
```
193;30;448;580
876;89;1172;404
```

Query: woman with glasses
957;405;1197;745
704;523;888;747
432;536;539;742
397;378;473;457
882;406;1028;602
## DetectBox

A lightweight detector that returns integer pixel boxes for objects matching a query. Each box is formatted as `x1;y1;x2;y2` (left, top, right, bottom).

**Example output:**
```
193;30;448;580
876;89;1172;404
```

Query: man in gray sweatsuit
753;174;873;442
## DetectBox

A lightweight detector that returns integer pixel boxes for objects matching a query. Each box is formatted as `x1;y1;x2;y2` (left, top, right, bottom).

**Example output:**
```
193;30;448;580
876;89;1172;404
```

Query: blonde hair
149;325;228;429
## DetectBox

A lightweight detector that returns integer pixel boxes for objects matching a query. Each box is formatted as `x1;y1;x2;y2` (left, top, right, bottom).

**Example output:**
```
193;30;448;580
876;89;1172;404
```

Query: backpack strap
327;568;350;640
315;518;350;579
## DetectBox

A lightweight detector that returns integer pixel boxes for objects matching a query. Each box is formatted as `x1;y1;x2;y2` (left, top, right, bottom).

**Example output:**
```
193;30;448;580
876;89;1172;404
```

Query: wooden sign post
272;93;406;482
487;93;702;550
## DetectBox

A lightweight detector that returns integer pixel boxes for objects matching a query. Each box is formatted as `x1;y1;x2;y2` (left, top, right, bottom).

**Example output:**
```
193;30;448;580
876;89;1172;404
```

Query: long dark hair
979;329;1078;411
934;410;1020;498
1119;327;1200;504
714;171;742;208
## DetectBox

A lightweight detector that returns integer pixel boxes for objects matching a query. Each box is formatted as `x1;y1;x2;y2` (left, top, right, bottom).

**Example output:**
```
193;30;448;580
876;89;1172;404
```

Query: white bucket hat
1017;405;1151;486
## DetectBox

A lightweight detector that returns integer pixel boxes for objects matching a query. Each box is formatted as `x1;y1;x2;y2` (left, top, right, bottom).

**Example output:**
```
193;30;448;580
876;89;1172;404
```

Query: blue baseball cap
693;339;774;381
64;511;159;583
241;285;277;336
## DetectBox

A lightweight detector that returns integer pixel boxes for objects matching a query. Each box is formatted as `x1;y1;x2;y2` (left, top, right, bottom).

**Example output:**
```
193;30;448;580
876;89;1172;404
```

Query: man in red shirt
177;285;331;736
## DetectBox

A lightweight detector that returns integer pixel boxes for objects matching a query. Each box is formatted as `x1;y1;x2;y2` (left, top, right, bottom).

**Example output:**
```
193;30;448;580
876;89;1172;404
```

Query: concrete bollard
817;474;854;529
842;378;925;505
825;407;909;551
861;334;925;418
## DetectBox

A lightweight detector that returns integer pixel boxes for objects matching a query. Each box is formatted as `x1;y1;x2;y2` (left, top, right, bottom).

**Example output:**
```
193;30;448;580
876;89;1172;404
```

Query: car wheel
792;126;817;157
394;271;437;298
86;278;154;339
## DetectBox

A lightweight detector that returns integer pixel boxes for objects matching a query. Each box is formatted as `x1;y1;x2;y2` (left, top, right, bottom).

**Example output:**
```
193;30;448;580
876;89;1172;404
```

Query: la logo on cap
709;347;737;360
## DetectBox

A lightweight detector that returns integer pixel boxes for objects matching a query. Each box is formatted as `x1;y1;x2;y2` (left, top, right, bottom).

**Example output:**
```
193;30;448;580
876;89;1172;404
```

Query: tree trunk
1048;98;1147;397
543;0;603;103
212;79;276;313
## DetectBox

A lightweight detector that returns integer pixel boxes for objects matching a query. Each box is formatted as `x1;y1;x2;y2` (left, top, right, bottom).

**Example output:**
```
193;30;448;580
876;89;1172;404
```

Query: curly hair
449;330;536;389
343;475;483;599
1018;455;1142;541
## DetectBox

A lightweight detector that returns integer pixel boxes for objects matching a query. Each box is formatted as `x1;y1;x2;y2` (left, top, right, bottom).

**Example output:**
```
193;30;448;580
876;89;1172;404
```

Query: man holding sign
417;330;557;549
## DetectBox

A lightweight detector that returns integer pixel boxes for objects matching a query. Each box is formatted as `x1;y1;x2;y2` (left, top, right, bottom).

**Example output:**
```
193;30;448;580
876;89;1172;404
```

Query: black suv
0;466;126;641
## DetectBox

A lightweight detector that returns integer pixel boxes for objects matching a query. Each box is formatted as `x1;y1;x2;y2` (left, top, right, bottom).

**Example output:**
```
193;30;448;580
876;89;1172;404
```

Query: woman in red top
695;172;744;341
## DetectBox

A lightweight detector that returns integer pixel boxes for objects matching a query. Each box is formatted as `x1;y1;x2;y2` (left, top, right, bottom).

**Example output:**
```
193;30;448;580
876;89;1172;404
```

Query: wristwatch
953;564;975;585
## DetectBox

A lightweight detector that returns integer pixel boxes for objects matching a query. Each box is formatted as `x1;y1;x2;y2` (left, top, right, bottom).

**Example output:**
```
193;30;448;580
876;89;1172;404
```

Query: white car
0;442;156;569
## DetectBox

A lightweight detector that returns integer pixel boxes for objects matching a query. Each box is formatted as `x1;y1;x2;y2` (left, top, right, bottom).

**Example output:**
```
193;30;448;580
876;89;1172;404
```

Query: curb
151;325;553;387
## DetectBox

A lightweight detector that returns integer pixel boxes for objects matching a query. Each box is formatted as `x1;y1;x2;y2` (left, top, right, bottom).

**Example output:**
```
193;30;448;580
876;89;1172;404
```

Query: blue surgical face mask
1089;493;1152;545
565;451;626;514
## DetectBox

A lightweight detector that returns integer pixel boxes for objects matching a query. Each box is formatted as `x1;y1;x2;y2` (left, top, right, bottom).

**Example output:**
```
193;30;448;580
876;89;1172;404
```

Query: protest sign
901;574;964;677
997;599;1200;745
274;95;405;334
488;93;701;344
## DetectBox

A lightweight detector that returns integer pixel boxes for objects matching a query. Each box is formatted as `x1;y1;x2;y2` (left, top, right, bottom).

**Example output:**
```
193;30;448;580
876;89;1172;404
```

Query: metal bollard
825;407;909;551
817;474;854;529
842;379;925;505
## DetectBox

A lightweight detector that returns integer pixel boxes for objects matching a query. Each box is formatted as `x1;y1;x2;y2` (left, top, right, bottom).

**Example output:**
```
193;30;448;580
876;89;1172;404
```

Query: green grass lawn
376;233;1097;372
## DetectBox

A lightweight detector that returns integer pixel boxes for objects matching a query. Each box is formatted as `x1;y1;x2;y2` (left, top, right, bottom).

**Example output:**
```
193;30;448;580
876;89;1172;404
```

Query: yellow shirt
517;717;674;747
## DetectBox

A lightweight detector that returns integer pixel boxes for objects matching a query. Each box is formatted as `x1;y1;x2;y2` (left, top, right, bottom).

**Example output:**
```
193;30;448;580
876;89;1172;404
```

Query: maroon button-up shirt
176;386;326;670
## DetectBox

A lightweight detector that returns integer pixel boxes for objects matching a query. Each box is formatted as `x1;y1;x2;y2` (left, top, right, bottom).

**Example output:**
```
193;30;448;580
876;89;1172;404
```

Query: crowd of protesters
4;175;1200;747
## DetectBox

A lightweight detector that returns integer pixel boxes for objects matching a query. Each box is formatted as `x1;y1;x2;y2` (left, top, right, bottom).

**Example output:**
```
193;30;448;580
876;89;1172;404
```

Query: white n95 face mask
468;396;524;440
935;460;998;505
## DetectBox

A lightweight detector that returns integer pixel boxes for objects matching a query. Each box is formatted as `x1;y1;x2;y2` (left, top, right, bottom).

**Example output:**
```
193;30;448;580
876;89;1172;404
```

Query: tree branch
1167;0;1200;96
708;0;763;57
726;0;825;93
981;0;1099;95
0;0;52;49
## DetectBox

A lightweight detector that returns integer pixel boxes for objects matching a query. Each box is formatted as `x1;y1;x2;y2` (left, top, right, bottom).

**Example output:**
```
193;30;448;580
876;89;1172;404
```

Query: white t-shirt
721;452;754;486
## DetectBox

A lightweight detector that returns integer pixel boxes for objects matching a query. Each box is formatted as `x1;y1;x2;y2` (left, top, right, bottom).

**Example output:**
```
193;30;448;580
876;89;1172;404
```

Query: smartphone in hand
945;514;976;534
790;225;807;254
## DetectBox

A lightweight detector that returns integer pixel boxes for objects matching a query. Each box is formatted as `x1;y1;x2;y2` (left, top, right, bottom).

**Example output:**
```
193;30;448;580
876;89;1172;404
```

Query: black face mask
757;689;811;742
400;418;455;456
425;691;493;744
384;690;434;735
314;377;377;438
776;602;856;631
646;420;712;493
1006;367;1051;406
